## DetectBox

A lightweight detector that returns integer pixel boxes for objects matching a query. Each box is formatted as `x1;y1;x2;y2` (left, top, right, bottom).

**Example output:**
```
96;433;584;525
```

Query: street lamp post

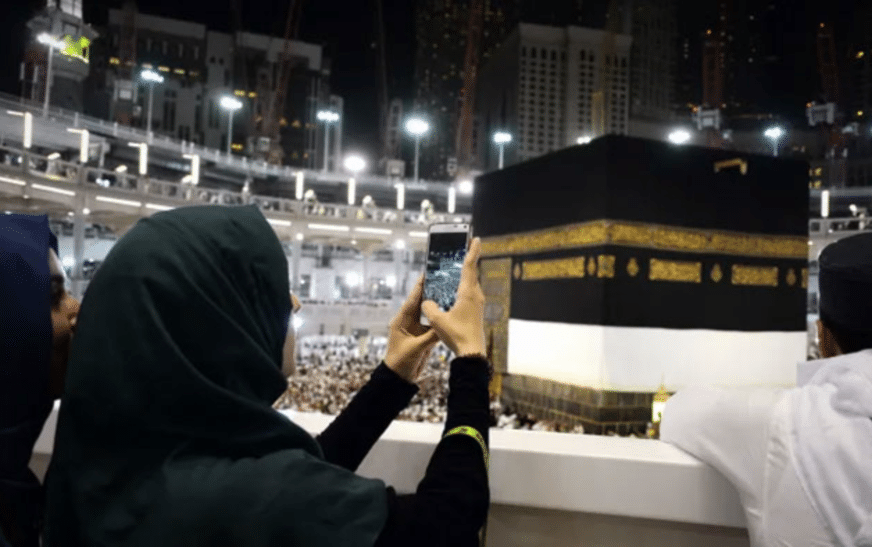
764;126;785;157
405;116;430;183
141;69;165;139
493;131;512;169
317;110;340;172
220;96;244;155
37;33;65;118
343;154;366;206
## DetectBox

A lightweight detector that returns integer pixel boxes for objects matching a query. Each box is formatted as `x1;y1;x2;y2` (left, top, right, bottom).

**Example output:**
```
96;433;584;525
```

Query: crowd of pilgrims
274;335;586;434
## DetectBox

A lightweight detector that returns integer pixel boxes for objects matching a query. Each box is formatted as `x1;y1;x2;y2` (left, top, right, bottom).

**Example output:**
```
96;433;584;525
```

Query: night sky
0;0;861;152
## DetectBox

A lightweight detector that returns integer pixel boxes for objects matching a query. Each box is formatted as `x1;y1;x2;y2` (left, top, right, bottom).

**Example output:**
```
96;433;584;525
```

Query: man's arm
660;386;786;505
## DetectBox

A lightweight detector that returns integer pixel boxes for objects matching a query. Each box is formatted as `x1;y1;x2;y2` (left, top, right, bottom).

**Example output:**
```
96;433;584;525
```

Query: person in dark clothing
0;214;80;547
44;205;490;547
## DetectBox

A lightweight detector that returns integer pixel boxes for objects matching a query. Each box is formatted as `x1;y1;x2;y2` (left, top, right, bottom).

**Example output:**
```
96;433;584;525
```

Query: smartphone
421;222;471;325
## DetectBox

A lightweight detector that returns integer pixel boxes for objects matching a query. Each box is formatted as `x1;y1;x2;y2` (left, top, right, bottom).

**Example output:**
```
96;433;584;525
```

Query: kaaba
474;135;809;435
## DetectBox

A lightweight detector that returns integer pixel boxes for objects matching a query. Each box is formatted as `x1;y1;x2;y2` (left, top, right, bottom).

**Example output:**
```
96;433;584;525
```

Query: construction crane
454;0;485;179
809;22;850;187
252;0;304;165
591;0;624;138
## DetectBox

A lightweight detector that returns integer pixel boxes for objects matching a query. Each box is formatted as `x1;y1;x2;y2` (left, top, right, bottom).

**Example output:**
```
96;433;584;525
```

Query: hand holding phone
421;237;486;357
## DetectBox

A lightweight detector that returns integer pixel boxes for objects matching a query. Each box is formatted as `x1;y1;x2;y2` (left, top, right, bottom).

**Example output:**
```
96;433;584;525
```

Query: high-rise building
413;0;515;180
413;0;590;180
624;0;677;139
22;0;98;113
848;3;872;125
87;8;333;168
477;23;631;170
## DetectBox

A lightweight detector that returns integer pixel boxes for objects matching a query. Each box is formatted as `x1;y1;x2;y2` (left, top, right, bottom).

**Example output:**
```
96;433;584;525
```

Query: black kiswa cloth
819;232;872;334
44;206;388;547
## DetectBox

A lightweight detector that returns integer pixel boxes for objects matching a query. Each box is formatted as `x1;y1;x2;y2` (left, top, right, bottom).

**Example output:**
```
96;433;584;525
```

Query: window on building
162;41;168;55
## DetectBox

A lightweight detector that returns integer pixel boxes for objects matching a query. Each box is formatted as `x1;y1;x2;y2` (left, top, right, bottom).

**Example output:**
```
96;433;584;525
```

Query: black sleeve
315;363;418;472
374;357;491;547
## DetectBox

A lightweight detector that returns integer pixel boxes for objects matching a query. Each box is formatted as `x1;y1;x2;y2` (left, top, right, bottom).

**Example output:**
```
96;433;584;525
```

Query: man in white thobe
662;233;872;547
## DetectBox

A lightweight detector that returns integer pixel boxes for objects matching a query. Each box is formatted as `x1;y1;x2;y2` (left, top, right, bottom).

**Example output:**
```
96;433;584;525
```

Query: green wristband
444;425;489;471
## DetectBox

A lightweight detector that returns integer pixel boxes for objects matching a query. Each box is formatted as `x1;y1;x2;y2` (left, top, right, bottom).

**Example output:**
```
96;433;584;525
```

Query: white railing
0;92;457;194
0;144;470;229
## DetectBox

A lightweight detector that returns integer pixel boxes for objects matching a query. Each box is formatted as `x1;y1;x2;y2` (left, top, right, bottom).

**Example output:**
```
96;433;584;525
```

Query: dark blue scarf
0;213;58;547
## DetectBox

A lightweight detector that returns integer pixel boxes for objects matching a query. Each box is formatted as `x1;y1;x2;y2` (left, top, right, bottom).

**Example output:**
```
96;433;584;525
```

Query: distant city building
624;0;678;140
413;0;515;180
85;7;335;168
477;23;632;170
22;0;98;113
848;3;872;126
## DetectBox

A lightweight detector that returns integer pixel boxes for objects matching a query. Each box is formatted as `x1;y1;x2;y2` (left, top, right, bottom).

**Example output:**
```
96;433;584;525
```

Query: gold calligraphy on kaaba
732;265;779;287
711;264;723;283
649;259;702;283
521;257;588;280
627;258;640;277
802;268;808;289
597;255;616;278
480;259;512;375
481;220;808;260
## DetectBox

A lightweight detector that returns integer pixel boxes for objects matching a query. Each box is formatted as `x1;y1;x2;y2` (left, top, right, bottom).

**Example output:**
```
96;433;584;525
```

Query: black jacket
313;357;491;547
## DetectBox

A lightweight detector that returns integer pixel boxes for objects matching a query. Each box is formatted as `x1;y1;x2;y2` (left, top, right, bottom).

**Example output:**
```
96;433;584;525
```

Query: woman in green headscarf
44;205;491;547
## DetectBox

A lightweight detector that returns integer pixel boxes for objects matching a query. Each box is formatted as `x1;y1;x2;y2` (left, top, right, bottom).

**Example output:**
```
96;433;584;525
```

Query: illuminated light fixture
458;179;473;195
157;65;170;72
354;227;392;235
493;131;512;168
181;175;193;183
308;223;350;232
409;231;428;238
493;131;512;144
82;208;90;215
858;51;866;59
9;111;35;149
347;177;356;205
386;275;397;288
46;152;61;160
345;272;360;287
234;90;246;97
394;240;406;250
128;142;148;175
395;183;405;210
114;164;128;173
62;255;74;268
0;176;26;186
109;57;120;65
141;69;164;83
183;154;200;185
96;195;142;207
145;203;173;211
821;189;830;218
173;68;185;75
295;233;304;241
344;154;365;205
405;116;430;183
577;135;593;145
142;63;153;69
248;91;257;98
668;129;692;145
295;171;304;200
316;110;340;123
67;128;90;163
292;315;304;330
267;218;292;227
31;184;75;196
764;126;785;157
448;186;457;214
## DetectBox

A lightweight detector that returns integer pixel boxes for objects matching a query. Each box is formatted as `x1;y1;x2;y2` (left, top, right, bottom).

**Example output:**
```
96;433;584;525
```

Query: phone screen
424;231;469;312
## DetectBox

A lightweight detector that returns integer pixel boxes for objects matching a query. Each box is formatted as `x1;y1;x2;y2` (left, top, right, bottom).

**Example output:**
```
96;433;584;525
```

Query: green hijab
44;205;388;547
